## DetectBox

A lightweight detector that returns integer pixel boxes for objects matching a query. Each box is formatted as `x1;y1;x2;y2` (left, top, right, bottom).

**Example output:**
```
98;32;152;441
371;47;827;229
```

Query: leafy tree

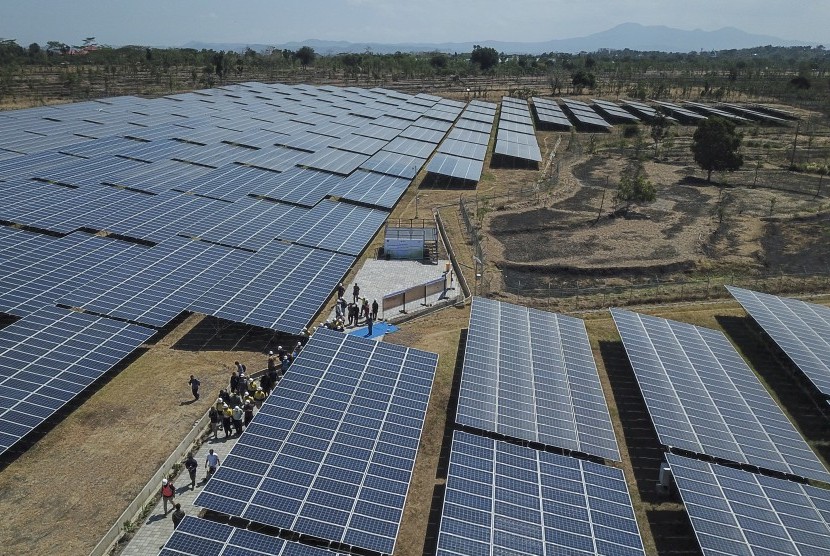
571;70;596;93
470;45;498;71
691;117;744;182
649;114;671;157
615;170;657;209
296;46;316;68
789;75;811;89
27;42;41;58
429;52;448;70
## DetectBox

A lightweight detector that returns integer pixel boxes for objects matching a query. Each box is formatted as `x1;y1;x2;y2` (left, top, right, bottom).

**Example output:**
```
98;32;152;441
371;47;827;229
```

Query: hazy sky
2;0;827;47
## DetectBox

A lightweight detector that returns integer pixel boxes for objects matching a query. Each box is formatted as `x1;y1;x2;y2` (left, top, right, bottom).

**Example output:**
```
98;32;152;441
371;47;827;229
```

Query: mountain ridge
182;22;818;55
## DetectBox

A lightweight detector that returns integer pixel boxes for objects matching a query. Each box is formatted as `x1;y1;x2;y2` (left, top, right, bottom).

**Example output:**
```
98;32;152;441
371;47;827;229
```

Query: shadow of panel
172;315;296;354
599;339;667;504
717;314;830;465
646;508;703;556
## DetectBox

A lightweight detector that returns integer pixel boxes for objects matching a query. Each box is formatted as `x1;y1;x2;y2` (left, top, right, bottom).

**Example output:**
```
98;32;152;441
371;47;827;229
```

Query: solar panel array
560;98;612;130
437;431;645;556
494;97;541;163
727;286;830;398
195;328;438;555
0;306;154;456
160;516;339;556
684;101;750;122
531;97;572;129
611;309;830;483
426;101;494;184
458;297;620;461
653;100;707;123
667;454;830;556
718;103;788;124
591;99;640;123
620;99;675;123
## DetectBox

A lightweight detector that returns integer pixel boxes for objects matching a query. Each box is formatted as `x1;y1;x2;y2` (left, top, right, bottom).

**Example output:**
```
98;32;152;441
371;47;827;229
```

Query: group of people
328;283;379;332
159;447;220;528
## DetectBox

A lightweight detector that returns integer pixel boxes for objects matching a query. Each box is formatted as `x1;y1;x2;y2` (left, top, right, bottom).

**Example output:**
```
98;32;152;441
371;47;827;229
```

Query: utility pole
790;121;800;168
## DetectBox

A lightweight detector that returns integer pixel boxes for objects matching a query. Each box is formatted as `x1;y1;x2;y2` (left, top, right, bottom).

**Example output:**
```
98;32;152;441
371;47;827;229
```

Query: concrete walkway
119;429;242;555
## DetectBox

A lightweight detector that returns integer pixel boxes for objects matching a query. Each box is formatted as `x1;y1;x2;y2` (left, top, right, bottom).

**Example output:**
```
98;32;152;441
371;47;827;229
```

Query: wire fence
486;269;830;311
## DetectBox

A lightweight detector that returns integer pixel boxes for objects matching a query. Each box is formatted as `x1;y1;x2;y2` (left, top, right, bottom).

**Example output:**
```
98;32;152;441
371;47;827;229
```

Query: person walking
205;449;220;479
281;355;290;376
366;315;374;337
371;299;379;321
243;399;254;427
171;503;186;528
160;478;175;514
352;283;360;304
254;386;266;407
336;282;345;299
208;406;220;439
184;452;198;489
188;375;200;401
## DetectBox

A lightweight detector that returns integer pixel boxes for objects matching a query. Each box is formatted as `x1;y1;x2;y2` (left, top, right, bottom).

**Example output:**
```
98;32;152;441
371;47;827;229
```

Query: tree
649;114;670;157
615;170;657;210
691;117;744;182
571;70;596;93
296;46;315;68
429;52;448;70
27;42;41;58
470;45;498;71
789;75;811;89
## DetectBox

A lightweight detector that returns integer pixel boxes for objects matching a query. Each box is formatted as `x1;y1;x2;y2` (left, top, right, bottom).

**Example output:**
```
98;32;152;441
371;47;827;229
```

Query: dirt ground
486;154;830;292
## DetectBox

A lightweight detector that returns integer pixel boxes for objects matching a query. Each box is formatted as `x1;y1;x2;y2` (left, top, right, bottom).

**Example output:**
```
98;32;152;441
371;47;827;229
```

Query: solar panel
104;158;215;193
426;153;483;183
459;297;620;460
159;516;338;556
458;110;495;124
684;101;749;122
359;150;425;179
301;148;370;176
329;134;389;156
437;431;645;556
58;237;250;328
279;199;388;256
247;167;343;207
455;118;493;134
667;454;830;556
493;140;542;162
437;139;488;161
653;101;707;122
0;306;154;456
591;99;640;122
398;125;446;144
328;170;411;210
179;197;307;251
727;286;830;398
195;328;438;555
351;124;401;142
611;309;830;483
234;146;311;172
173;163;283;201
447;127;490;146
412;117;453;133
0;232;148;317
383;136;437;159
190;243;353;334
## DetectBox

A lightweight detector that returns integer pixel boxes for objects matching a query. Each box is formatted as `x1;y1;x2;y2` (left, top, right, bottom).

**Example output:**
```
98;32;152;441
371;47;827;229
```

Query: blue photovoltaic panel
195;328;438;555
383;136;437;159
174;163;285;201
278;199;388;256
455;118;493;134
426;153;483;183
0;306;154;456
591;99;640;122
301;148;370;176
359;150;425;179
398;125;445;144
493;140;542;162
235;146;311;172
178;197;307;251
447;127;490;145
248;166;342;207
191;243;354;334
0;232;148;317
103;159;216;194
667;454;830;556
611;309;830;483
58;237;250;328
459;297;620;460
727;286;830;398
437;139;487;161
328;170;411;210
437;431;645;556
159;516;338;556
104;191;231;244
329;134;389;156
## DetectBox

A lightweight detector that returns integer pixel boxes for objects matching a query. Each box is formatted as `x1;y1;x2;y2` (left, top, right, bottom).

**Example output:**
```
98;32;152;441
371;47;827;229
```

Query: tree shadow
646;508;703;556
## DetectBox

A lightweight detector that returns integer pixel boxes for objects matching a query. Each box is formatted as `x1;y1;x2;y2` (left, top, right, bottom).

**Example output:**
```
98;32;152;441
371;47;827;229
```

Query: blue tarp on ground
348;321;398;339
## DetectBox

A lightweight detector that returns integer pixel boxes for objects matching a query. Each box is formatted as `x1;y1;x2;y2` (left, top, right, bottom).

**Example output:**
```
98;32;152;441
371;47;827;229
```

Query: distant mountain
182;23;817;55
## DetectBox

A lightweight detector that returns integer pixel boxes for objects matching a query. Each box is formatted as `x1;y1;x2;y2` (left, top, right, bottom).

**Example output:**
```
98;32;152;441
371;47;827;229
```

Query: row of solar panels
426;100;497;184
494;97;542;163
